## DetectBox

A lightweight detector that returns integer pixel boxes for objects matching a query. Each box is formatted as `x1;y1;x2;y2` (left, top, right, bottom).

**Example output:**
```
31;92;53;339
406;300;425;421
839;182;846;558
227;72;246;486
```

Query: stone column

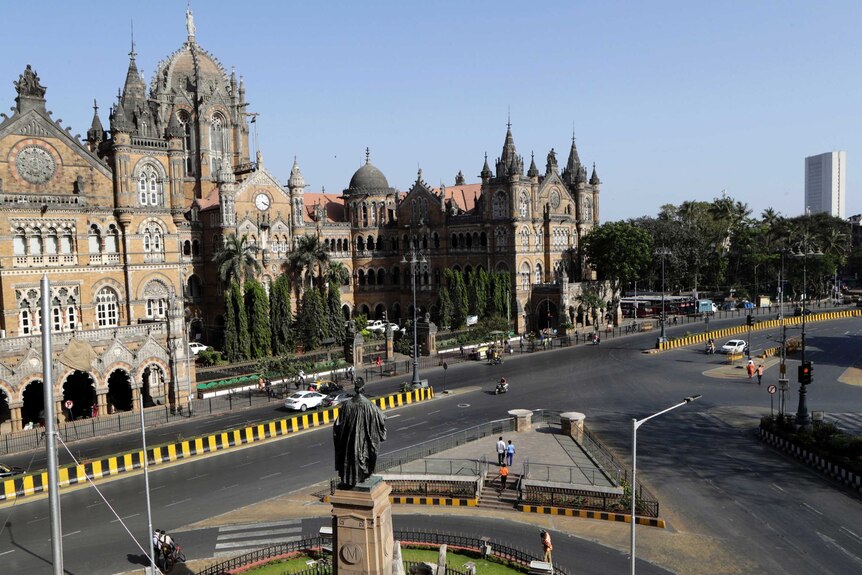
385;326;394;362
560;411;585;442
10;405;23;431
97;393;108;416
330;478;394;575
131;387;140;412
508;409;533;432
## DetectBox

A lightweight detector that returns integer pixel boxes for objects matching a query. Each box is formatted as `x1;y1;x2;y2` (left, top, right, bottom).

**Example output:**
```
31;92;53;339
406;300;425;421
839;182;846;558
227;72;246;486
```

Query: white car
188;342;209;355
283;391;326;412
368;320;399;334
720;339;748;354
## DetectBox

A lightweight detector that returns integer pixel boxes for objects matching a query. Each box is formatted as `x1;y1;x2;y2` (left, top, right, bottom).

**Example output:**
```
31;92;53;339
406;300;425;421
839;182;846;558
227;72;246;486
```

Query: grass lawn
401;548;527;575
238;548;527;575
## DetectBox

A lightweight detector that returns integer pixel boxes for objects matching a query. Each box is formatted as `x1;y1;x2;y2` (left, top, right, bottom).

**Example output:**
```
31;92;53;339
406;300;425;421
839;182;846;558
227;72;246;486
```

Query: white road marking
223;484;240;490
427;410;440;415
801;502;823;516
395;422;426;431
817;531;862;566
150;485;166;491
27;517;47;524
841;526;862;544
219;520;301;531
62;530;81;538
770;483;786;493
164;498;192;507
187;474;209;481
270;451;291;458
218;527;301;540
386;414;401;419
0;550;14;556
110;513;140;523
299;460;320;468
259;472;282;480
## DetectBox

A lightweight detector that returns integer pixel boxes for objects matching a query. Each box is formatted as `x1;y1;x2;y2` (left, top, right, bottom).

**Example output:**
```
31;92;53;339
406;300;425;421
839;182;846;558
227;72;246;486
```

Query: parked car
308;380;343;395
720;339;748;355
188;342;209;355
368;320;400;334
322;391;354;408
0;463;24;478
283;391;326;412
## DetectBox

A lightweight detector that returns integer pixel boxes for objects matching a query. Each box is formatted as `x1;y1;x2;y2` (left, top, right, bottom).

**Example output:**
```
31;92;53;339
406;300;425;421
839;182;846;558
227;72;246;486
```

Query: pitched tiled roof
434;183;481;214
303;192;345;223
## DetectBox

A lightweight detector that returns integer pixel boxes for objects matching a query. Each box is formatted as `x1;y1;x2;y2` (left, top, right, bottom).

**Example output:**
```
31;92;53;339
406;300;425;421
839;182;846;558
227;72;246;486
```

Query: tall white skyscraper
805;151;846;218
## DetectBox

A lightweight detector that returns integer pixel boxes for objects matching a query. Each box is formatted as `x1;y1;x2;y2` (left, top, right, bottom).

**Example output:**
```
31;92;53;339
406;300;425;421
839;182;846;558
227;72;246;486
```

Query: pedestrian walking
496;436;506;465
459;344;464;357
746;360;755;380
497;464;509;493
757;364;764;385
541;530;553;564
506;439;515;466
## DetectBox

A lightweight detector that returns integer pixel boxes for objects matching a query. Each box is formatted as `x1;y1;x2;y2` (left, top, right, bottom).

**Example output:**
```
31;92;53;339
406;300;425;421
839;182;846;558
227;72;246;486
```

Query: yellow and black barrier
518;504;666;528
322;494;477;506
1;386;435;502
658;309;862;352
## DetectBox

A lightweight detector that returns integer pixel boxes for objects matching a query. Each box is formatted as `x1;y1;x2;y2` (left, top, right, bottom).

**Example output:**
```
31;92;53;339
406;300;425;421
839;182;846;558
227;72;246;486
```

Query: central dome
346;150;391;194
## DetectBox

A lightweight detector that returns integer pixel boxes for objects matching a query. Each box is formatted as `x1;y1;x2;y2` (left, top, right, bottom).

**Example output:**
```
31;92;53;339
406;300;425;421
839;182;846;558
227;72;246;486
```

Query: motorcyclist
497;377;509;392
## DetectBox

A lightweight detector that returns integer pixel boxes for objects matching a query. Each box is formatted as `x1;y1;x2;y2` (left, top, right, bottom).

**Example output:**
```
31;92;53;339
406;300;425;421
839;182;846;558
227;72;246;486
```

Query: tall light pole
630;394;702;575
793;243;822;427
654;248;671;342
401;247;425;386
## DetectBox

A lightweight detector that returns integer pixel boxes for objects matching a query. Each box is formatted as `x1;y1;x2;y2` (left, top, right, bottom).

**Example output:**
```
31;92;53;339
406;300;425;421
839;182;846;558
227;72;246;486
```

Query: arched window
13;228;25;256
29;229;43;256
60;227;73;254
520;262;531;291
19;299;33;335
535;263;543;284
66;300;78;331
183;240;191;256
377;269;385;285
492;191;508;219
146;298;166;319
520;228;530;248
209;113;228;175
96;287;119;327
519;192;529;218
178;110;194;175
583;197;593;222
192;239;200;256
105;225;119;253
45;228;58;255
495;227;508;251
137;164;162;206
90;224;103;254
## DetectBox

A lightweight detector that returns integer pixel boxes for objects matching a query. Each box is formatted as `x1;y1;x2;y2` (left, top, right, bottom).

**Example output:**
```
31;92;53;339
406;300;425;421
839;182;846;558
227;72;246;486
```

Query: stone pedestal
345;332;365;367
560;411;585;442
331;477;394;575
416;319;437;356
385;327;394;361
508;409;533;432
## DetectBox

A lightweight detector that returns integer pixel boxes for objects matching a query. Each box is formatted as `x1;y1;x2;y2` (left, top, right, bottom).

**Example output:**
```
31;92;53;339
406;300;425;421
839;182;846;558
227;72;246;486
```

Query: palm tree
213;234;262;286
286;235;330;299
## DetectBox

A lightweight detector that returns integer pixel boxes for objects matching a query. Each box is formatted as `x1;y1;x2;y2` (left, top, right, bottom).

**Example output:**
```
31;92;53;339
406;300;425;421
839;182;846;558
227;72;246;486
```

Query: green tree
270;274;293;355
447;269;469;329
244;279;271;359
233;282;251;359
434;285;453;329
296;287;325;350
223;288;239;362
576;283;606;331
286;234;331;301
582;221;653;324
213;234;262;286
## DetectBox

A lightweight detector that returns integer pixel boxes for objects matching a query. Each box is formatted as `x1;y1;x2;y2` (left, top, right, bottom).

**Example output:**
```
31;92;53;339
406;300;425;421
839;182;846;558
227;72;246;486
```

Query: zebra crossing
214;519;303;557
823;413;862;436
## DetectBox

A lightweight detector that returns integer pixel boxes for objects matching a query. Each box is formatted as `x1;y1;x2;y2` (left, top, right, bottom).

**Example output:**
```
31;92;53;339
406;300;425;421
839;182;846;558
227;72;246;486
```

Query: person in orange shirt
541;530;553;564
497;465;509;494
747;360;755;380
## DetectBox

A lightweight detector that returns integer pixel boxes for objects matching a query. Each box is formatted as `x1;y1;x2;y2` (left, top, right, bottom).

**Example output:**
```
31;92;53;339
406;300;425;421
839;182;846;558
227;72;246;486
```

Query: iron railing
522;461;611;487
381;458;482;477
195;536;328;575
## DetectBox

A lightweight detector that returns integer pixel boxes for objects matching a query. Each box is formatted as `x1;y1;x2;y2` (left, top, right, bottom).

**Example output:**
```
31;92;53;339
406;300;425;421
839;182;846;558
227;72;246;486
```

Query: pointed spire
589;162;600;185
575;165;586;185
563;131;581;183
88;99;105;142
527;152;538;177
480;152;492;181
110;97;130;133
289;156;305;189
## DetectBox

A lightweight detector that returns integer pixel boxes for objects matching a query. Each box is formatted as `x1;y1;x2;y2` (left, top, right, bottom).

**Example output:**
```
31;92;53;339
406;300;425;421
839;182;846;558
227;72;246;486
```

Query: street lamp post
793;244;822;427
401;247;425;386
654;248;671;342
630;394;702;575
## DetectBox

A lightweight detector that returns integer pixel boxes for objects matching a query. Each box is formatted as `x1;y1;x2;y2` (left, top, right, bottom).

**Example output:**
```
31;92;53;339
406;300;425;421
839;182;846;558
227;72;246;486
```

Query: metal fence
382;458;483;477
0;404;189;456
404;561;467;575
195;530;571;575
523;461;610;487
377;418;514;472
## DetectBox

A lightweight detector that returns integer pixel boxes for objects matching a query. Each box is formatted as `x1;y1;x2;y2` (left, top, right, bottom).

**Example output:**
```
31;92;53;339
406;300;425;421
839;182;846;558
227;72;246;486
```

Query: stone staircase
477;471;520;511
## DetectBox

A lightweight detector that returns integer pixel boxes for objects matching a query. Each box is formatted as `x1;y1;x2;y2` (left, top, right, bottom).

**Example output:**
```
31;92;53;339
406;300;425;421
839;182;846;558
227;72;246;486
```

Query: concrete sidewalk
182;419;753;575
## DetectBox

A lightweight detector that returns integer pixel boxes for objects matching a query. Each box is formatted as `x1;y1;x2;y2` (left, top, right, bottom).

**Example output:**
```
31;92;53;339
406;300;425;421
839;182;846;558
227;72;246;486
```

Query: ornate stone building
0;9;601;432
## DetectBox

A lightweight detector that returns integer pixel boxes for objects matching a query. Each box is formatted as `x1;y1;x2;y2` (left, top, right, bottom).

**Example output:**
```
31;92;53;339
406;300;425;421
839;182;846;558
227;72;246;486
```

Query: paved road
1;315;860;574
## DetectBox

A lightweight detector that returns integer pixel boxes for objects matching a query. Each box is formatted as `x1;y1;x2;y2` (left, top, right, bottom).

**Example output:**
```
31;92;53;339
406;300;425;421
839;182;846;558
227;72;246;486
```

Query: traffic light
746;315;754;327
798;361;813;385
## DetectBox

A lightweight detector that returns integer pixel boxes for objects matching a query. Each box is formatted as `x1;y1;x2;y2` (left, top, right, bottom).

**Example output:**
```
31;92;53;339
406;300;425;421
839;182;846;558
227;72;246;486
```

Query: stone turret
87;100;105;152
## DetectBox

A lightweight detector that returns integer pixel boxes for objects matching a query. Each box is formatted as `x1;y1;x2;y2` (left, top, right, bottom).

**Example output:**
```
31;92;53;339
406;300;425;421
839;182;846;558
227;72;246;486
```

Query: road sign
64;400;73;410
767;385;777;395
778;378;789;391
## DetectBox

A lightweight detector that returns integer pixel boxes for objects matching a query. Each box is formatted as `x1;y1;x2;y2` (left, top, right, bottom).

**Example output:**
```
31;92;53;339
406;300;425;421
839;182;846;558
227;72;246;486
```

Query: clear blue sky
2;1;860;221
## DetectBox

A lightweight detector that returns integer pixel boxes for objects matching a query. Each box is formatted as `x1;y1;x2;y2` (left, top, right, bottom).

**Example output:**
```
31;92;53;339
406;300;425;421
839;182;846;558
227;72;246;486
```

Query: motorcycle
495;381;509;395
705;343;715;355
